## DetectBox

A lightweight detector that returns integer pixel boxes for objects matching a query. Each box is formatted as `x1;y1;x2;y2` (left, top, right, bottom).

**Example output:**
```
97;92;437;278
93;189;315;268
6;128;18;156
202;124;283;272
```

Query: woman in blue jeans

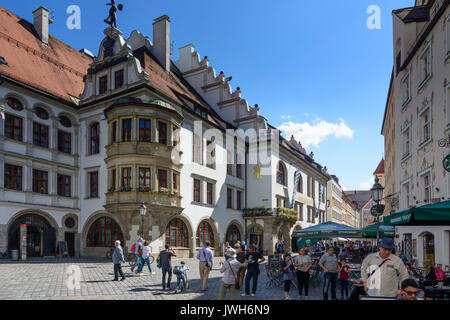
137;241;154;274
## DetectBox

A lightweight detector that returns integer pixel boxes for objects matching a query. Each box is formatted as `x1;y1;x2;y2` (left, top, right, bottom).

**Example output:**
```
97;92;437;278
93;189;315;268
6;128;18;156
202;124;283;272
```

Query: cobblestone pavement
0;257;327;300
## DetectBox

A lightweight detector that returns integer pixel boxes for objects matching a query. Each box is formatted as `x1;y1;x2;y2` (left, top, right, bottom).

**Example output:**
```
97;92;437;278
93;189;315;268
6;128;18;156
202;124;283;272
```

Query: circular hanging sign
443;154;450;173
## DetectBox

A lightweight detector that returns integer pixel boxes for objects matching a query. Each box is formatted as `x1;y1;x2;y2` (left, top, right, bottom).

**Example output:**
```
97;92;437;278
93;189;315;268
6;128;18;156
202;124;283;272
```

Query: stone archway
225;221;244;246
164;214;195;259
194;217;220;250
7;210;59;257
278;224;291;253
81;211;126;258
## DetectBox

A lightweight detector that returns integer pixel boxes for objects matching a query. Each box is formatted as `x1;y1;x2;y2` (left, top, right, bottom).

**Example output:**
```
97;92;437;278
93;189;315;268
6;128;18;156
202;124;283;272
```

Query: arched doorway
225;224;241;245
422;232;435;265
165;218;189;248
248;224;264;254
291;225;302;252
8;214;56;257
86;216;124;248
196;221;215;248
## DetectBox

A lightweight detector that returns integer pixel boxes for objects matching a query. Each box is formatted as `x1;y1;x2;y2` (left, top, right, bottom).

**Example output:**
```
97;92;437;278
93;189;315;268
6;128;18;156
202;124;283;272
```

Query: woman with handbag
282;253;295;300
219;248;241;300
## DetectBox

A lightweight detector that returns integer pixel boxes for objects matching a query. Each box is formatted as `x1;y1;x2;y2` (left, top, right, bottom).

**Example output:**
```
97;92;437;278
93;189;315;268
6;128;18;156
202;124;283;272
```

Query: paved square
0;257;325;300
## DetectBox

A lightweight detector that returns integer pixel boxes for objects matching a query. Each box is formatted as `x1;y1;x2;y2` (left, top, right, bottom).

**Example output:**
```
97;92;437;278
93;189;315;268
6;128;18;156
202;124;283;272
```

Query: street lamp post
371;177;384;246
139;202;147;238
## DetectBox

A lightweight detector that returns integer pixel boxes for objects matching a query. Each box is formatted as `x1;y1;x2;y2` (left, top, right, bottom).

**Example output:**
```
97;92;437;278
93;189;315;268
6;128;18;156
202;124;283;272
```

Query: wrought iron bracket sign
370;204;385;217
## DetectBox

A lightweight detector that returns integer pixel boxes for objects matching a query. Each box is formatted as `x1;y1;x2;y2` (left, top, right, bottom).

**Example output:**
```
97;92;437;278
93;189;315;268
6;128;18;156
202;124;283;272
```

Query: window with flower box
139;168;151;191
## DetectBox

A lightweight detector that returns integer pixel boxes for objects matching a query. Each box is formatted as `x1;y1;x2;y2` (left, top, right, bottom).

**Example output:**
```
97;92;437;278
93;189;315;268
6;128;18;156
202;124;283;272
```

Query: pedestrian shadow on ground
128;288;152;292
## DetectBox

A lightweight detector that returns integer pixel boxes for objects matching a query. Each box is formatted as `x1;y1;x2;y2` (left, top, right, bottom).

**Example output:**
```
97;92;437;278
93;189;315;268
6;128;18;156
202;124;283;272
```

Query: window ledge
401;97;411;111
401;153;411;162
417;139;433;152
418;74;432;92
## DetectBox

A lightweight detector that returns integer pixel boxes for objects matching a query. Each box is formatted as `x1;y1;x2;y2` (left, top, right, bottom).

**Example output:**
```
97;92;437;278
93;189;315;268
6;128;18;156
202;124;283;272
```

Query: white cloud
359;177;375;190
277;118;354;149
280;115;291;120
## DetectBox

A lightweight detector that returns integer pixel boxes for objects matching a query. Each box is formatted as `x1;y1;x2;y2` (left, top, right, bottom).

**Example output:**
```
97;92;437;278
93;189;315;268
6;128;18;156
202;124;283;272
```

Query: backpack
173;265;183;275
131;242;136;252
435;268;447;281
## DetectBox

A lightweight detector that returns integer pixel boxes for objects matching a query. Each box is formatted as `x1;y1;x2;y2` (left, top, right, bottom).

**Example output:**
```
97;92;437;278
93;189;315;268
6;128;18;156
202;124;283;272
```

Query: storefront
384;201;450;266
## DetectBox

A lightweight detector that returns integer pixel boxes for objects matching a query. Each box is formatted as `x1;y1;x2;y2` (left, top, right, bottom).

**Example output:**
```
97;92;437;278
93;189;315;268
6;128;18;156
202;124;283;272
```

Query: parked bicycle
126;252;154;267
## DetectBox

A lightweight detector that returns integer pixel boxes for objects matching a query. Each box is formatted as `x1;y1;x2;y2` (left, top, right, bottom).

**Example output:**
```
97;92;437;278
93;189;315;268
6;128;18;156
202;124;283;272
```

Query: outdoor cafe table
424;286;450;300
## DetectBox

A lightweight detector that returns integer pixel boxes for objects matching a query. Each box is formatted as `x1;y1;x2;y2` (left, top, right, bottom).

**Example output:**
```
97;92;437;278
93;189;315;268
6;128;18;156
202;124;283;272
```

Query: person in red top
338;258;350;300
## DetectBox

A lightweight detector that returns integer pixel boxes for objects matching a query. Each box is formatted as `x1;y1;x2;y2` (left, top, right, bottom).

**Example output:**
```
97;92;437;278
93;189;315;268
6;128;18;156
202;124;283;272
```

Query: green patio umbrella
296;237;323;248
292;221;363;238
362;223;395;238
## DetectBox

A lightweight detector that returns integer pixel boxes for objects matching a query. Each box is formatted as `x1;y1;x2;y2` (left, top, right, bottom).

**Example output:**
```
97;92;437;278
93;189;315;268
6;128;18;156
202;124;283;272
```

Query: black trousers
296;270;310;296
284;280;291;292
162;267;172;289
114;263;125;280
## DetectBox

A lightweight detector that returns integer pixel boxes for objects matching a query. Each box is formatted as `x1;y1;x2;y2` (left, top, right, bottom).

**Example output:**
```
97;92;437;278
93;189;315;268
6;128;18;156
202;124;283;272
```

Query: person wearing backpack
219;248;241;300
130;237;143;272
174;261;189;293
197;241;213;292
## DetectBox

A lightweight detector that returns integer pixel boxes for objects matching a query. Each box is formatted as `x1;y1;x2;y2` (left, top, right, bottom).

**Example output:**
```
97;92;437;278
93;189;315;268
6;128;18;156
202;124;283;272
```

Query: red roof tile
373;159;385;175
0;6;92;103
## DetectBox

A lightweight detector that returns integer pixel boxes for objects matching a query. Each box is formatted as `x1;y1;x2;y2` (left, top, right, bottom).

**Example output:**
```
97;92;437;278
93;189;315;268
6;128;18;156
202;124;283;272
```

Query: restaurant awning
292;221;363;238
362;222;395;238
384;200;450;226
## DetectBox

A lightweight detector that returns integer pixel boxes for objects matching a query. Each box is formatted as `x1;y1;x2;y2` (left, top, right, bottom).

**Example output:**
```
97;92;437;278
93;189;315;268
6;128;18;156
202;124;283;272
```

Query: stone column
132;116;137;141
152;119;158;143
73;125;79;156
0;224;7;253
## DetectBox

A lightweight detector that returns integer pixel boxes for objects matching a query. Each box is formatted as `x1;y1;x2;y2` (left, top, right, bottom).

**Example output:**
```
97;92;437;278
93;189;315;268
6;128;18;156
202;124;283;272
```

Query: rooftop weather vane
104;0;124;28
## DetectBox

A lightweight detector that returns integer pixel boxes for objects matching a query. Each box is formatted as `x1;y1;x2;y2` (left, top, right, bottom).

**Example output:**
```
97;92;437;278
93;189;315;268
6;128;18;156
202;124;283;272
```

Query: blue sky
2;0;414;190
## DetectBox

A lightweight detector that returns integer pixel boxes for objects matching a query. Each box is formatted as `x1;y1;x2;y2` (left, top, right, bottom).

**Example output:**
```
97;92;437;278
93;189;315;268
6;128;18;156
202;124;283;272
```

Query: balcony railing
106;188;181;207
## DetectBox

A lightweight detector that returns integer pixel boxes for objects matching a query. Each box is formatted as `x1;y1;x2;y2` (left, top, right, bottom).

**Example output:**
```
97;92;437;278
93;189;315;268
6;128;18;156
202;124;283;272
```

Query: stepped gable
0;6;93;103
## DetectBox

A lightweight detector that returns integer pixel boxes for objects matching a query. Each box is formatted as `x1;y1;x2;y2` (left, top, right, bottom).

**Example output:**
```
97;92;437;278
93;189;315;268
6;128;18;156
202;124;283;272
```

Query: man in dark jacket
112;240;126;281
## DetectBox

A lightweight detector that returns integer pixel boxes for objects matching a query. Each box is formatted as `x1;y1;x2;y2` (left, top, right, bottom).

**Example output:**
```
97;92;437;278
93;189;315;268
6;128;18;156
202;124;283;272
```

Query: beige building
386;0;450;266
381;73;398;214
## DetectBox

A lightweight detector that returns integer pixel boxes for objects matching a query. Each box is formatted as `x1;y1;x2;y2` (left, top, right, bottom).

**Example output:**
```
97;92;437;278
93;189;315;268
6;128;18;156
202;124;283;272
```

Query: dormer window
34;107;49;120
99;76;108;94
6;97;23;111
59;116;72;128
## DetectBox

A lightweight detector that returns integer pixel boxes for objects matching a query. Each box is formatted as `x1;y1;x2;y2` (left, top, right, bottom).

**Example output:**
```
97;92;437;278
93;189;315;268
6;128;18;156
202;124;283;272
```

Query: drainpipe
244;144;248;243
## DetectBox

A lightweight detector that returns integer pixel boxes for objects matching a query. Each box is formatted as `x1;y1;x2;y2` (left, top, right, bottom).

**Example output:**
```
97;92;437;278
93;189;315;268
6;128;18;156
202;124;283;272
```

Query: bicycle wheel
128;254;136;266
150;256;155;264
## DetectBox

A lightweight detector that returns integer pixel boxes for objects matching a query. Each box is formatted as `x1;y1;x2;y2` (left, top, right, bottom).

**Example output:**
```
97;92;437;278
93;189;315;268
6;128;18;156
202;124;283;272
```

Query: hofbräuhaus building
0;5;328;258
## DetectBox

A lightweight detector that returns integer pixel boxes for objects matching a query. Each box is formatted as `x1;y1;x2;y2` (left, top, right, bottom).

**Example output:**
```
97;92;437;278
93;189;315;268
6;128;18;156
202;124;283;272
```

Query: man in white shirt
361;237;409;297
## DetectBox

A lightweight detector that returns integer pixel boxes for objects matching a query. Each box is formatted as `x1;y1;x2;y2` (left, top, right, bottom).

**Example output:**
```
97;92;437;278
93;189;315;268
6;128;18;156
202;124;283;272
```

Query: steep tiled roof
344;191;372;210
0;6;93;103
393;5;429;23
373;159;385;175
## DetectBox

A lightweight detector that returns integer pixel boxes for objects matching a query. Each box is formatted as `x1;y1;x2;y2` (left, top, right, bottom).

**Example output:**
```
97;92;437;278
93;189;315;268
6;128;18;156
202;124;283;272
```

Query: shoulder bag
228;261;240;290
202;248;212;270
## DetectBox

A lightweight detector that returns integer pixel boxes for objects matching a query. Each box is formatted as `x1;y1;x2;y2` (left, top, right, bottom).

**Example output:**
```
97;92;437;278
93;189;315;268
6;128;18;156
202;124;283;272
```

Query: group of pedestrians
218;244;266;300
112;236;423;300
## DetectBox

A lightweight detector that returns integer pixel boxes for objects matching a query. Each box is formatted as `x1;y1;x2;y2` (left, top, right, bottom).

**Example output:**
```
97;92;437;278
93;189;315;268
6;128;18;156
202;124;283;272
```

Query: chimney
33;7;52;44
152;15;171;72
